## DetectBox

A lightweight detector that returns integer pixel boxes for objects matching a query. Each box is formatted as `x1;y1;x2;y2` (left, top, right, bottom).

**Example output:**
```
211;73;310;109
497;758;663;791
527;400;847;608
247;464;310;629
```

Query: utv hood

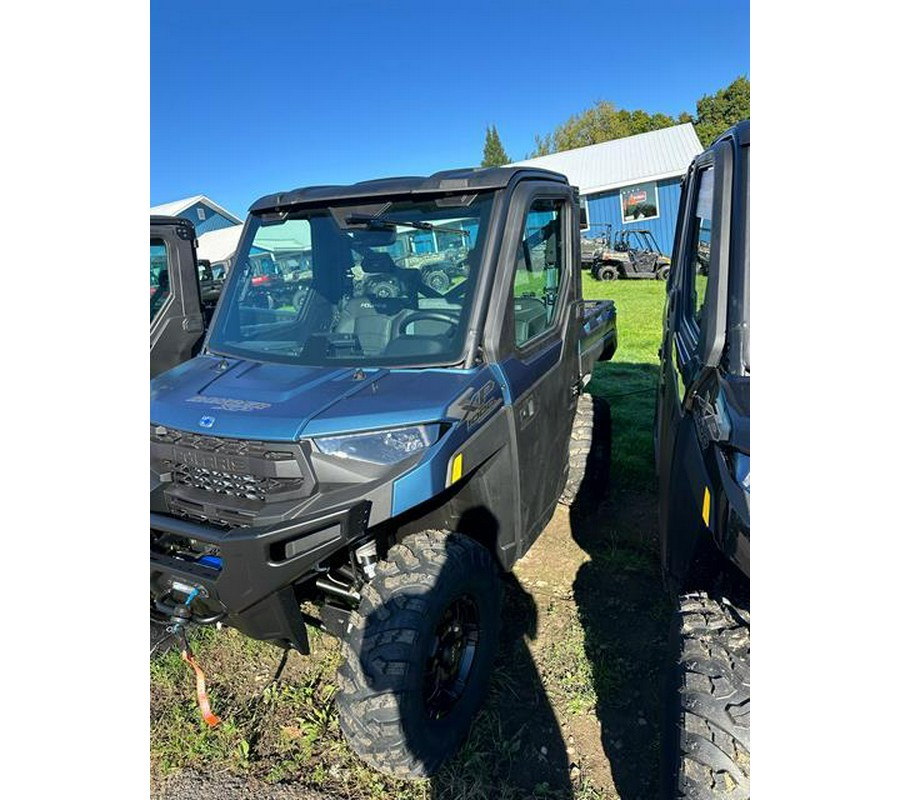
150;355;476;441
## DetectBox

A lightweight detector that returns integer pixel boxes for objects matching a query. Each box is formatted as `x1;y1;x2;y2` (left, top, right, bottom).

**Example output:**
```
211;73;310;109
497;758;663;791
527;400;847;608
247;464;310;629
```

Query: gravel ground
153;770;337;800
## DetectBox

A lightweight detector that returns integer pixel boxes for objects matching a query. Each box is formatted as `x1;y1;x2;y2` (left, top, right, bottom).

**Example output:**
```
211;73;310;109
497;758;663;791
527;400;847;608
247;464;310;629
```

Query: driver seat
334;297;404;355
334;251;421;353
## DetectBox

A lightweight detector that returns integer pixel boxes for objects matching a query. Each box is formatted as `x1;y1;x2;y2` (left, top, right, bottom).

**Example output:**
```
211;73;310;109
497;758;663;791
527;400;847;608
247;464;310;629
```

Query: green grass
583;279;668;490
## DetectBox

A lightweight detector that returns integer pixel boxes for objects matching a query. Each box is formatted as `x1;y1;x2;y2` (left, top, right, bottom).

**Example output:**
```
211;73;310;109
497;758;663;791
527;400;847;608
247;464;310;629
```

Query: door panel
501;338;571;547
150;225;204;377
495;190;581;553
658;145;731;583
663;415;709;580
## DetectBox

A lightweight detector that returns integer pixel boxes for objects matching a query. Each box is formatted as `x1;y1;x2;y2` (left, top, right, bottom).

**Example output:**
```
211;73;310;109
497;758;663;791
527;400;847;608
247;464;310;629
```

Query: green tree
693;76;750;147
532;100;679;155
481;125;510;167
527;132;553;159
506;77;749;161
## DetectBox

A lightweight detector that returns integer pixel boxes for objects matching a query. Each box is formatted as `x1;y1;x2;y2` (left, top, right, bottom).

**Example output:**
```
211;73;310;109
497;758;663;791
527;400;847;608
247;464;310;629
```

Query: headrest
360;251;398;274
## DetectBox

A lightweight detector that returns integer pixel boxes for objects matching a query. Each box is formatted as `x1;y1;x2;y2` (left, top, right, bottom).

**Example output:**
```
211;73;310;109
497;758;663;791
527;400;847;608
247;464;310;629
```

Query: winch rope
181;648;221;727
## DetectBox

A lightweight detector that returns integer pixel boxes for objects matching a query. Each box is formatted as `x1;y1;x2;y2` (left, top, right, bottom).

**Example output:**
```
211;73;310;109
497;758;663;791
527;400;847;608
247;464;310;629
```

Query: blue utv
150;166;617;776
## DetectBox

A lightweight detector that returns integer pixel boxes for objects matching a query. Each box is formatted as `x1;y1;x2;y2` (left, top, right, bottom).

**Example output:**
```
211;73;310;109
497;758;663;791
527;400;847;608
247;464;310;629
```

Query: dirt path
514;489;668;800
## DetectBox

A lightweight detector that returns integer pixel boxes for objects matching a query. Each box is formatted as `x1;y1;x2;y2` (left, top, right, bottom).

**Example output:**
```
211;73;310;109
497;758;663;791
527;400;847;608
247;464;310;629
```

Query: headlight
314;424;442;465
733;452;750;493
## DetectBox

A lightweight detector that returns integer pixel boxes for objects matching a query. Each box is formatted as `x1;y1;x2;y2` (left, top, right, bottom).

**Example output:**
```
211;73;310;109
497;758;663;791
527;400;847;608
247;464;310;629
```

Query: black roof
248;166;569;214
150;215;195;229
713;119;749;148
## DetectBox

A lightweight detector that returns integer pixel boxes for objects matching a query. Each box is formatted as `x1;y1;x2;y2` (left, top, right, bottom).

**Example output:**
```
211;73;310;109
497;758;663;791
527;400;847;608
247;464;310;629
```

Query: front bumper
150;501;370;653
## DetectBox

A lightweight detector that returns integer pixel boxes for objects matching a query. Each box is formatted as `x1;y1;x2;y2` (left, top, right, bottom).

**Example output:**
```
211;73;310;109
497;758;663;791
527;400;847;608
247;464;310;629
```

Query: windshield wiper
345;213;469;237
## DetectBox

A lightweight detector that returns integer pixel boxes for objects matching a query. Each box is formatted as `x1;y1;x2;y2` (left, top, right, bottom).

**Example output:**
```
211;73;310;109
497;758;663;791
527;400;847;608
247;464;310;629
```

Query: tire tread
668;592;750;800
560;393;610;506
336;530;499;778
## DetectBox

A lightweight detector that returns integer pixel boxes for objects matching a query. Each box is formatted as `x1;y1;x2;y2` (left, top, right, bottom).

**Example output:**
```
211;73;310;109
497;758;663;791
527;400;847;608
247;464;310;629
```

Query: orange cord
182;649;221;727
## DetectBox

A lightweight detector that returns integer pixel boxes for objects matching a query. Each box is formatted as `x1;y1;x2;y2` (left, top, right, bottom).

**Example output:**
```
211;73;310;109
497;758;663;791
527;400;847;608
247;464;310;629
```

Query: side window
512;198;565;347
686;167;715;326
150;238;170;321
239;219;312;316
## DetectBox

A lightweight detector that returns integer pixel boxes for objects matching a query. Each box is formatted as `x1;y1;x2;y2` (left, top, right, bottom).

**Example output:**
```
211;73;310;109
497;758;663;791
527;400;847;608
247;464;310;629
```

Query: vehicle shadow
430;568;574;799
349;517;574;799
568;385;672;800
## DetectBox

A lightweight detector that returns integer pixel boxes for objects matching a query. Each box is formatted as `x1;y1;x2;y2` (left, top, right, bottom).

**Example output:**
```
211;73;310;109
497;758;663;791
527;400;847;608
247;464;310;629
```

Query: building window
196;206;206;221
619;181;660;223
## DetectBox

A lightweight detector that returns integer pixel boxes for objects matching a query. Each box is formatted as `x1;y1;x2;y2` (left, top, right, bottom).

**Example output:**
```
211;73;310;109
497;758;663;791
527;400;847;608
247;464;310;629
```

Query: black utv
151;216;206;377
151;216;224;377
654;120;750;799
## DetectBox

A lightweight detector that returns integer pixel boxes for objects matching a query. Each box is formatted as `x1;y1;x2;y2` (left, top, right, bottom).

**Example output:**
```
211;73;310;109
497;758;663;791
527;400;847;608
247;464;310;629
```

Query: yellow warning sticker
702;487;711;527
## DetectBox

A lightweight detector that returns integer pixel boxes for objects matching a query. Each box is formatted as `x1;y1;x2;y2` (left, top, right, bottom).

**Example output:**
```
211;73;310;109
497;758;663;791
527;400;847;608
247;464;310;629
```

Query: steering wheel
397;311;459;337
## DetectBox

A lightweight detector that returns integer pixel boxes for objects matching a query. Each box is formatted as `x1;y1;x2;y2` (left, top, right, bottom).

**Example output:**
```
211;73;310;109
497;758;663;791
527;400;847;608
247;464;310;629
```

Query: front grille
151;427;296;462
171;462;303;501
151;424;314;527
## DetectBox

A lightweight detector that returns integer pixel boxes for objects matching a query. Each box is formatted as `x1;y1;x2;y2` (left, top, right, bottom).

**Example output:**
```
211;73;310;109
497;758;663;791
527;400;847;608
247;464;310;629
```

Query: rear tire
663;593;750;799
592;263;618;281
657;265;670;281
424;269;451;292
337;531;502;778
368;279;398;298
560;394;611;506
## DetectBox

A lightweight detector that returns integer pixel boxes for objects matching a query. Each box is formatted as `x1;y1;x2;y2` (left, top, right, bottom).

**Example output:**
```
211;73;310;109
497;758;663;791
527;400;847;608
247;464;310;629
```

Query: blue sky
151;0;749;217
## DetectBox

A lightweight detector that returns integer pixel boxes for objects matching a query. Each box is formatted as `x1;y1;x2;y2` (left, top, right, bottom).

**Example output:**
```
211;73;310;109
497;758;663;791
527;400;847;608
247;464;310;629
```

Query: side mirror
578;204;589;231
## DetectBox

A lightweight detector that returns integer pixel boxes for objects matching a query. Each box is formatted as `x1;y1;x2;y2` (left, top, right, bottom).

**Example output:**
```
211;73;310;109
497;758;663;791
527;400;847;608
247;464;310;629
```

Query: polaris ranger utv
591;228;671;282
655;121;749;799
150;166;617;777
151;216;218;377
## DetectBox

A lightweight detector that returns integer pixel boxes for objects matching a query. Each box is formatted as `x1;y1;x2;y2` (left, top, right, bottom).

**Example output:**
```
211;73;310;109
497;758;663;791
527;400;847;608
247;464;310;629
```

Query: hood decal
187;395;272;412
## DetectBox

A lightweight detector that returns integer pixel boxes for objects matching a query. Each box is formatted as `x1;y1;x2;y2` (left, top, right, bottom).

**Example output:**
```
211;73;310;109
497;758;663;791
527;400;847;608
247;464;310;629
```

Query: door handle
519;394;536;423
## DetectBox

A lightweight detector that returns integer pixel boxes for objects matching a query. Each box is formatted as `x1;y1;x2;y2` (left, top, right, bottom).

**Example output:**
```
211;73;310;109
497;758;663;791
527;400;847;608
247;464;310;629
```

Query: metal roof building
195;224;244;264
149;194;242;236
509;123;703;254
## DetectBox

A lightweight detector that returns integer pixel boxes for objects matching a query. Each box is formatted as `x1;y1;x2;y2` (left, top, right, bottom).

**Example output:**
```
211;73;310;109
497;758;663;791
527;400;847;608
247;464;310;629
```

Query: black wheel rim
423;595;480;720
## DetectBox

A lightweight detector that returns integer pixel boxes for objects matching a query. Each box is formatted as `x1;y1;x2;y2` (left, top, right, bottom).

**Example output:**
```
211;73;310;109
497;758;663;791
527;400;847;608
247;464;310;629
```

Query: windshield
207;193;495;367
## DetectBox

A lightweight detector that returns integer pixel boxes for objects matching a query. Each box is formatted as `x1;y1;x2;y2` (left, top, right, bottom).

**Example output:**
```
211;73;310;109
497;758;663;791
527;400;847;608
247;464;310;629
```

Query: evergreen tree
481;125;510;167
